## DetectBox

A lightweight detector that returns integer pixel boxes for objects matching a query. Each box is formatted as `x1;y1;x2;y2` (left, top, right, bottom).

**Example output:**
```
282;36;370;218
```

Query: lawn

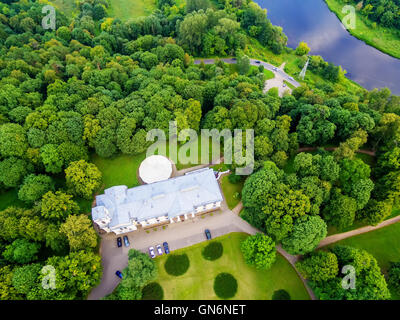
154;232;310;300
324;0;400;59
323;222;400;299
91;152;147;190
151;137;222;170
108;0;156;20
220;175;244;210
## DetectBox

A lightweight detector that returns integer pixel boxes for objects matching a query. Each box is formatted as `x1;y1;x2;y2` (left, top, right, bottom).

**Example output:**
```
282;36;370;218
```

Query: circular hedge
164;253;190;276
202;241;223;261
213;273;238;299
141;282;164;300
272;289;291;300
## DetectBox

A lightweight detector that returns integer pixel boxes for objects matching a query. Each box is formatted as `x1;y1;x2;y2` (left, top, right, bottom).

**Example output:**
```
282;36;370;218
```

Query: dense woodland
0;0;399;300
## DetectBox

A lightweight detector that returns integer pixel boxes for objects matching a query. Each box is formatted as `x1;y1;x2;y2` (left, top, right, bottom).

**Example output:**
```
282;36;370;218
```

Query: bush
141;282;164;300
164;254;190;276
214;273;238;299
202;242;223;261
272;289;291;300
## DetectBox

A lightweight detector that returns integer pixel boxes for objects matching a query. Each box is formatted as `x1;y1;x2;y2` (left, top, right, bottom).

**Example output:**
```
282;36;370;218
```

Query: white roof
138;155;173;184
92;168;223;230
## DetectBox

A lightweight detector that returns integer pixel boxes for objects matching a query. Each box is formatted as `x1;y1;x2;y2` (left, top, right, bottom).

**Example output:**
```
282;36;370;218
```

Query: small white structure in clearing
139;155;173;184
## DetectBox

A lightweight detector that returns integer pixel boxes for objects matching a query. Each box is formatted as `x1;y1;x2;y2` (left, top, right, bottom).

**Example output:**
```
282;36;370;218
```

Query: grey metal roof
92;168;223;230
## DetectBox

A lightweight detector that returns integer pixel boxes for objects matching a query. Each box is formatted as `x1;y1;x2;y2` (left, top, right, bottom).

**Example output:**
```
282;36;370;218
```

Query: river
255;0;400;95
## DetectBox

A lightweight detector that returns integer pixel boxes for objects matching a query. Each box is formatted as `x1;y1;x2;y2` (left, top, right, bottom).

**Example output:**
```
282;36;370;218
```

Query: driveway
87;208;258;300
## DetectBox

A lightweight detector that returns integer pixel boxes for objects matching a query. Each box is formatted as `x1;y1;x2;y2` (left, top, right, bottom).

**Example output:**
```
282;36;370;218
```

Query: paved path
297;147;376;156
194;58;301;93
317;215;400;248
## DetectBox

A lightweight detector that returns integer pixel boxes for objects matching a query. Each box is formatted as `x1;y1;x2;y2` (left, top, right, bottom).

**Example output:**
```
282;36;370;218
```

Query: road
194;58;301;89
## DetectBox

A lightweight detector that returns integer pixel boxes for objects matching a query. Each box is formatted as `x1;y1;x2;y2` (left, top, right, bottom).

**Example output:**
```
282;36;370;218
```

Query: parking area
87;209;257;300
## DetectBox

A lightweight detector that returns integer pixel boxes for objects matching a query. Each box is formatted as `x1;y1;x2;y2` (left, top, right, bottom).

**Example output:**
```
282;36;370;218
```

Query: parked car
205;229;212;240
289;76;294;80
163;242;170;254
273;67;278;71
148;246;156;258
255;60;261;64
123;235;130;247
283;83;287;87
116;237;122;248
115;270;123;279
156;244;163;255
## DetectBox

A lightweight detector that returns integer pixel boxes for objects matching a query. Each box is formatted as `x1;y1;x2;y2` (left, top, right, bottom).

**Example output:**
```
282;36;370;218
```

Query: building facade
92;168;223;235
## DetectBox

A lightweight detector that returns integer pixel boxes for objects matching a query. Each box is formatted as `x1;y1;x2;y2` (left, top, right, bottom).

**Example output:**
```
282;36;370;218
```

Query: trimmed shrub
213;273;238;299
272;289;291;300
164;254;190;276
202;242;223;261
141;282;164;300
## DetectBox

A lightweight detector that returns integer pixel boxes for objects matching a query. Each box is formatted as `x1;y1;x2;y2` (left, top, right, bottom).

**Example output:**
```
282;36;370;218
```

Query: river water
255;0;400;94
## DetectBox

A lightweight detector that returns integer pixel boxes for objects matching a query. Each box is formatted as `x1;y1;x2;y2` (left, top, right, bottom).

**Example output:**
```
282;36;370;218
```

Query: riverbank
324;0;400;60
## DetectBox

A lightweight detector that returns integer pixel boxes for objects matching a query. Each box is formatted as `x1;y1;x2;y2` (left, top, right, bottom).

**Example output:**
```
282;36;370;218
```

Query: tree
296;251;339;282
117;249;158;300
2;239;40;264
18;174;54;203
40;191;80;222
0;265;21;300
295;42;310;56
38;250;102;300
0;157;32;188
388;262;400;295
0;123;28;158
323;191;357;230
240;233;276;270
65;160;102;199
237;53;250;75
60;214;98;251
12;263;42;297
362;199;392;226
281;215;327;255
40;144;64;174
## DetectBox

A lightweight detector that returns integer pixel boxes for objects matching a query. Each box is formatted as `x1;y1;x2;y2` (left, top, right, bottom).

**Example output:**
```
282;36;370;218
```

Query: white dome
139;155;173;184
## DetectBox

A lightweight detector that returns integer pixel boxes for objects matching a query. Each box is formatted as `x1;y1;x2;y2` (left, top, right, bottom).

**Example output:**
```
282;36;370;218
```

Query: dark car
116;237;122;248
255;60;261;64
163;242;170;254
205;229;212;240
123;235;130;247
232;57;237;61
115;270;123;279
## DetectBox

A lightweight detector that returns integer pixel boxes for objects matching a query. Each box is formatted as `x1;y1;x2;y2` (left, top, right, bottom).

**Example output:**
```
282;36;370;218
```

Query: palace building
92;168;223;235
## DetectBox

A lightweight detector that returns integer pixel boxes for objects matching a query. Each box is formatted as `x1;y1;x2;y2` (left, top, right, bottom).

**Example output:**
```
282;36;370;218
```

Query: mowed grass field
155;232;310;300
324;222;400;299
220;175;244;210
108;0;156;20
91;153;147;190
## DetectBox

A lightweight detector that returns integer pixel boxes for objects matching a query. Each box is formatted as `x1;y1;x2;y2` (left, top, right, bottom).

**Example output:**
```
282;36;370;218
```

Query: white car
156;244;163;255
148;246;156;258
